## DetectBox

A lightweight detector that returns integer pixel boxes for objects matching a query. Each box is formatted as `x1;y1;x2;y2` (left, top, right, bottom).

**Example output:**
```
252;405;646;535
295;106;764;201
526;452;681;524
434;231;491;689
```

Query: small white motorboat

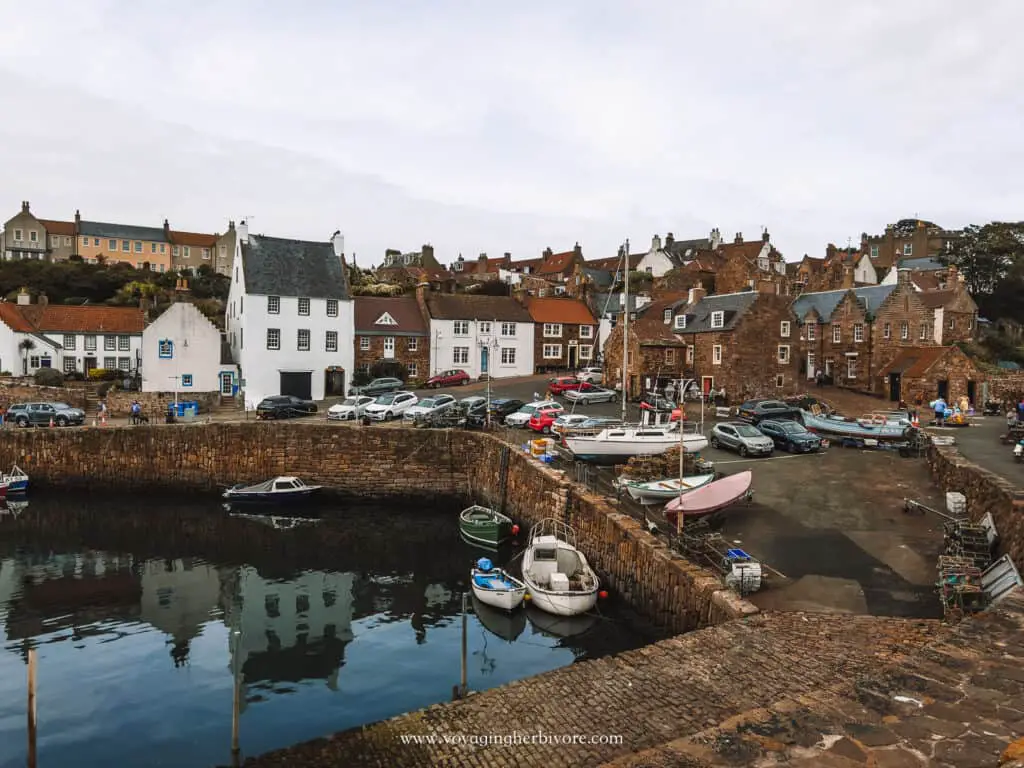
470;558;527;612
222;476;322;502
564;426;708;464
521;518;599;617
619;473;716;504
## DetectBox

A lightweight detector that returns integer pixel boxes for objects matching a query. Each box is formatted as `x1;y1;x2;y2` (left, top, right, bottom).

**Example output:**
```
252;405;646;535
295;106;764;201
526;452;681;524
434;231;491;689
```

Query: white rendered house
225;223;355;406
142;302;236;394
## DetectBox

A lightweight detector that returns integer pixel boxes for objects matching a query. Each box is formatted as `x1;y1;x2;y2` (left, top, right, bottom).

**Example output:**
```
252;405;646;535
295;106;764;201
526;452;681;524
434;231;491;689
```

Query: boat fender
476;557;493;572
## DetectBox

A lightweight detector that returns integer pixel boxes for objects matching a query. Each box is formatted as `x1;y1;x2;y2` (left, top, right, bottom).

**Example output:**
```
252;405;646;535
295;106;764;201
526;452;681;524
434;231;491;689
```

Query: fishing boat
472;595;527;642
2;465;28;494
222;476;322;502
470;557;527;611
619;473;716;505
564;426;708;464
459;505;517;548
525;605;598;638
0;497;25;518
799;410;909;441
521;518;599;617
665;470;753;526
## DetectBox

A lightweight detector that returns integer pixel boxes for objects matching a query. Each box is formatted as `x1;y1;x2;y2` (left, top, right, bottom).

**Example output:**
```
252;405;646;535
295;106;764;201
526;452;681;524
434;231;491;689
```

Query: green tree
940;221;1024;297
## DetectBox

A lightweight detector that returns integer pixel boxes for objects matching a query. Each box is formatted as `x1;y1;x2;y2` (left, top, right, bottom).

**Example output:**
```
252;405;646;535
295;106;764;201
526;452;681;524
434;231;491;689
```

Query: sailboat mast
621;239;629;423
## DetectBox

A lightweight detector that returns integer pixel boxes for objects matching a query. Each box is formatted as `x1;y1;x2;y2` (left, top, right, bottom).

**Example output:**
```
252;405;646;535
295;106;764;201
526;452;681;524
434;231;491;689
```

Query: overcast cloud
0;0;1020;266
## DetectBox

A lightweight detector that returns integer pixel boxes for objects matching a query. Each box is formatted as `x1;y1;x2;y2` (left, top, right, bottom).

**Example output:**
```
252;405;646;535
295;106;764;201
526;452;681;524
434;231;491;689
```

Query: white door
383;337;395;359
220;372;234;395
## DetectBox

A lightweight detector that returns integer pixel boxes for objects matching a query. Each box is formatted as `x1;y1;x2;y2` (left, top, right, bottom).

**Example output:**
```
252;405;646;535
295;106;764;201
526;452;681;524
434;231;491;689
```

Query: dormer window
758;257;769;271
674;315;686;330
710;311;724;329
663;309;672;324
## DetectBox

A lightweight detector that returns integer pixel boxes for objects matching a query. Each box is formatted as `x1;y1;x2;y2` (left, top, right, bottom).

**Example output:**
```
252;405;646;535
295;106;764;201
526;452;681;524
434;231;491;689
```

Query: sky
0;0;1021;267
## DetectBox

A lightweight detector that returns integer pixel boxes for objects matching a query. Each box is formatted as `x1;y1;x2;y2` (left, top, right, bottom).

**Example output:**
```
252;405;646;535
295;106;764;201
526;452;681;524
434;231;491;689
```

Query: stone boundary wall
0;380;221;416
927;444;1024;567
0;423;755;633
990;370;1024;402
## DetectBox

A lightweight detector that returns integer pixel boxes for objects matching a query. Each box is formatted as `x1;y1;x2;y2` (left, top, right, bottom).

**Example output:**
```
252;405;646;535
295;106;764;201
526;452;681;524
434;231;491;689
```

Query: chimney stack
331;230;344;258
710;228;722;249
38;293;48;307
757;279;777;295
543;247;553;259
688;282;707;306
21;201;29;214
573;242;582;257
651;234;662;252
896;268;911;286
163;218;170;238
237;220;249;244
841;265;854;289
762;230;770;244
734;232;743;244
75;209;81;228
17;288;30;305
665;233;674;248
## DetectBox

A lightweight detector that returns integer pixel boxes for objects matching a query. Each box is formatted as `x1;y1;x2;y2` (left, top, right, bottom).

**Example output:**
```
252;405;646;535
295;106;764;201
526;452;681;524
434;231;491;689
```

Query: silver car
403;394;457;422
710;421;775;457
564;386;617;405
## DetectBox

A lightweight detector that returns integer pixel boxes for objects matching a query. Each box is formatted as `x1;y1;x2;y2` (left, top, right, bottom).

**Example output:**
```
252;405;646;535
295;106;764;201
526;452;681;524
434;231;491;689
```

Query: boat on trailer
521;518;599;617
799;410;910;441
470;557;527;612
619;473;717;505
564;426;708;464
222;476;322;502
459;505;517;548
2;465;28;494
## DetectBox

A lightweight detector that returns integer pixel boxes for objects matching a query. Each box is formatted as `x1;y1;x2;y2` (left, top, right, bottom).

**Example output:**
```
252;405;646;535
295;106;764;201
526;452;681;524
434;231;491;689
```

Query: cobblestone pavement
243;612;938;768
603;590;1024;768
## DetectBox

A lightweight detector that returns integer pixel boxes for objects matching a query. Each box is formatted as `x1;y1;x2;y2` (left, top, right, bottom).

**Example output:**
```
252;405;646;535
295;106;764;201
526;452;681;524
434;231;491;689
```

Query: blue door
481;347;489;374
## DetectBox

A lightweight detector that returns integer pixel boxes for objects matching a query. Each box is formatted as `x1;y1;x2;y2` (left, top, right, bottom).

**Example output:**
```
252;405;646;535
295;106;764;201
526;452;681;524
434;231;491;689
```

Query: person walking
932;396;947;427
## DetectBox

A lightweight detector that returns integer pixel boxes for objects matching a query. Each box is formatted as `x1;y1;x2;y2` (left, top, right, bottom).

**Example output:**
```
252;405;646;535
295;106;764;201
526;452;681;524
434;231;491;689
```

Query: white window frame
663;309;672;323
712;345;722;365
453;346;469;364
780;320;791;338
806;324;815;341
383;336;395;354
847;357;857;379
579;325;593;339
807;352;816;379
664;347;675;364
325;330;338;352
407;337;418;351
103;356;115;369
327;299;338;317
674;315;686;330
919;324;928;340
84;335;97;351
298;297;311;316
710;311;724;329
453;321;469;336
63;357;77;373
478;321;492;335
104;335;116;351
359;337;370;350
117;335;130;351
268;296;280;314
686;345;694;364
63;334;76;350
903;243;913;256
500;323;516;336
407;362;418;378
870;245;879;258
542;344;562;359
901;321;909;340
543;323;562;337
777;345;790;364
297;329;311;351
579;345;592;360
266;328;281;350
883;322;891;339
832;324;841;343
501;347;516;365
853;324;864;343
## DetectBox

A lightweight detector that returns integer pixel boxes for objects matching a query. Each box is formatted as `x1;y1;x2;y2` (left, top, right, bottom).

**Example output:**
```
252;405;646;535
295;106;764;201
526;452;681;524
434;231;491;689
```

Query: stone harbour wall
0;380;221;416
990;371;1024;402
103;390;222;418
0;423;753;633
928;444;1024;568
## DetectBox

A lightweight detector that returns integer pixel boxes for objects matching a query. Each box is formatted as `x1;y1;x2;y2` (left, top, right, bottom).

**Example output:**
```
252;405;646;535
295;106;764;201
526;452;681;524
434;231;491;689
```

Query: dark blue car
758;419;822;453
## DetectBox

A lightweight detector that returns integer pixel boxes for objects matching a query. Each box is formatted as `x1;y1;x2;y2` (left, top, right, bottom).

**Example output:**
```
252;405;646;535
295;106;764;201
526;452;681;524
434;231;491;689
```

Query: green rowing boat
459;505;516;548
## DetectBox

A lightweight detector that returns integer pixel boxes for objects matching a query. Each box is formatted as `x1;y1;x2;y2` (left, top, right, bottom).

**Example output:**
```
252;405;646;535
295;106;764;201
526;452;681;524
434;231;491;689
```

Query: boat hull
470;568;526;611
800;411;908;441
566;434;709;465
665;470;752;523
459;507;514;548
222;487;321;502
521;550;598;616
624;474;716;504
5;480;27;494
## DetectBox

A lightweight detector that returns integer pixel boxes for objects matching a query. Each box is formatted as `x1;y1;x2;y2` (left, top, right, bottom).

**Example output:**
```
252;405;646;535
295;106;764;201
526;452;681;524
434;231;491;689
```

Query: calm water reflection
0;494;660;768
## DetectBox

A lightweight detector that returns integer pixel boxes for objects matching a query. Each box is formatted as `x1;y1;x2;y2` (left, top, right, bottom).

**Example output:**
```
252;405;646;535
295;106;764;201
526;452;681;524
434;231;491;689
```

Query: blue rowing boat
799;410;909;441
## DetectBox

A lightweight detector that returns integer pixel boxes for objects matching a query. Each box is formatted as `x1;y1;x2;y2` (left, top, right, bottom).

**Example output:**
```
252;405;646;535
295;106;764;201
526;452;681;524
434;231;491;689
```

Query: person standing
933;396;947;427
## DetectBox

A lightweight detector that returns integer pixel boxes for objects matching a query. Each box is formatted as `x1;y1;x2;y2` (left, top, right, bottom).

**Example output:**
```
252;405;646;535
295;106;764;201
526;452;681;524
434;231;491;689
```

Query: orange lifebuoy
872;415;887;425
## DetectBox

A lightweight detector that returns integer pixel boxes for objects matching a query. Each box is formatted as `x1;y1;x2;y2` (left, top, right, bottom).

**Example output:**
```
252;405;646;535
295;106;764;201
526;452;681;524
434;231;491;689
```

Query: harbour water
0;493;662;768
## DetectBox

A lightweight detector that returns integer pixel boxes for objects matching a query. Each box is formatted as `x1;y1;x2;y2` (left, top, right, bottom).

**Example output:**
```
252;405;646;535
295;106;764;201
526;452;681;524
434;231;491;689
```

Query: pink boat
665;470;752;525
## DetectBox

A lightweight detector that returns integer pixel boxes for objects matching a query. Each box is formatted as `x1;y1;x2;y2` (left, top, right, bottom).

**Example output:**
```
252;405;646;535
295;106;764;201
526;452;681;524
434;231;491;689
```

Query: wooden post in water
231;628;241;764
27;648;37;768
460;592;468;697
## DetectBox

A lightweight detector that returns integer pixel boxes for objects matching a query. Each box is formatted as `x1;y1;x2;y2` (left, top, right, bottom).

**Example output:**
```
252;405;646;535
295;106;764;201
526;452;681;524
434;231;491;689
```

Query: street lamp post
478;325;498;427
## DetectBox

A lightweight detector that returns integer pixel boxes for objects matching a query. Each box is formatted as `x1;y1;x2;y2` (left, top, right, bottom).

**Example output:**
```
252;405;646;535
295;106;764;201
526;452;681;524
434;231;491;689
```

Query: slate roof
790;284;896;323
582;267;613;289
78;220;168;242
633;315;689;347
424;294;532;323
897;257;944;271
241;234;350;300
597;293;643;317
354;296;428;335
526;298;596;325
664;238;711;266
675;292;760;334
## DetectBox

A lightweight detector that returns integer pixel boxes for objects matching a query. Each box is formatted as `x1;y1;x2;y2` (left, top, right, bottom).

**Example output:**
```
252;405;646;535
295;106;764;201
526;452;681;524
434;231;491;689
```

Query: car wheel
461;379;469;386
385;411;393;421
710;436;719;448
542;425;551;434
738;445;748;457
16;417;29;428
56;416;68;426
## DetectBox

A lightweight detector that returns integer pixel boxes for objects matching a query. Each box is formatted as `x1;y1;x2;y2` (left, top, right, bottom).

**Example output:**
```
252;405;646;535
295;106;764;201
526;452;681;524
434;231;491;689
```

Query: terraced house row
1;201;237;275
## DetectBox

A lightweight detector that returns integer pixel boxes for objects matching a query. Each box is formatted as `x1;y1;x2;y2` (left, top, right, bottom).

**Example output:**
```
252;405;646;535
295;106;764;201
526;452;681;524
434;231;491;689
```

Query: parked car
639;392;677;411
349;377;404;397
364;392;419;421
425;369;471;388
529;408;571;434
548;376;588;395
327;395;375;421
710;422;775;457
256;396;318;420
488;398;525;421
504;400;564;428
403;394;457;422
548;414;592;435
564;385;617;405
737;399;800;424
576;367;604;385
757;419;823;453
8;402;86;427
462;397;491;429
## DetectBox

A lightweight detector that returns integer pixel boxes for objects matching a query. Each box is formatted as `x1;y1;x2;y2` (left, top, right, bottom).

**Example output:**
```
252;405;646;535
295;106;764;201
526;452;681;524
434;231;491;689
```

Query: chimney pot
21;201;29;213
734;232;743;243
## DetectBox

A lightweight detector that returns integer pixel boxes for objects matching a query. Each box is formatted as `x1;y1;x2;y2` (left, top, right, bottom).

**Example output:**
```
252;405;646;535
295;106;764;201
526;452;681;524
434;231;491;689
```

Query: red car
528;410;560;434
425;369;470;388
548;376;590;395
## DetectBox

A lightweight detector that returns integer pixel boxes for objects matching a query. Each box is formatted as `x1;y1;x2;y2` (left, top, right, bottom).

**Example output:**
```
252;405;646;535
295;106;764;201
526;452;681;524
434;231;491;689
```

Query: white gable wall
636;250;674;277
142;303;223;392
854;257;878;284
428;318;534;379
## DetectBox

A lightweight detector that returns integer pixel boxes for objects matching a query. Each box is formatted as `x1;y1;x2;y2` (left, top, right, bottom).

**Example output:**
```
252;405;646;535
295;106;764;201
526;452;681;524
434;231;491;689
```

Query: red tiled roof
526;298;596;325
2;304;145;333
718;241;766;262
169;230;217;248
38;219;76;236
877;346;951;378
353;296;427;334
509;257;545;272
539;250;576;275
917;290;956;309
909;271;943;291
425;293;532;323
586;253;643;271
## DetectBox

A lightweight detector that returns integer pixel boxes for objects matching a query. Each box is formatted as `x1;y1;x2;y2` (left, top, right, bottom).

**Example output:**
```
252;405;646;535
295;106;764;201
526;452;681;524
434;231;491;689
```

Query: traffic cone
49;416;54;428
